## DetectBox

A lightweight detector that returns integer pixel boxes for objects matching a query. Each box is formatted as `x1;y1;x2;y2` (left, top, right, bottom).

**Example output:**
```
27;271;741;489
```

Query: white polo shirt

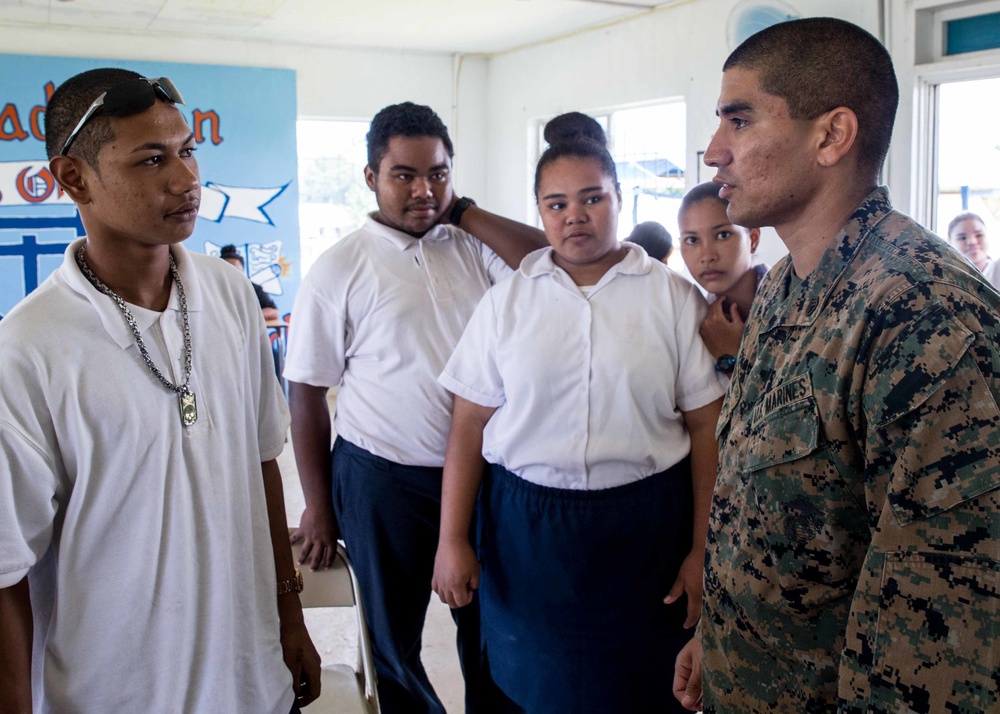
284;216;511;467
981;258;1000;291
0;240;293;713
440;244;727;490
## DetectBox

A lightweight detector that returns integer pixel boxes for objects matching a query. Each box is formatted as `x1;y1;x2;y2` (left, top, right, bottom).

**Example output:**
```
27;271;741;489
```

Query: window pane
607;103;686;244
935;78;1000;242
297;120;376;277
945;12;1000;56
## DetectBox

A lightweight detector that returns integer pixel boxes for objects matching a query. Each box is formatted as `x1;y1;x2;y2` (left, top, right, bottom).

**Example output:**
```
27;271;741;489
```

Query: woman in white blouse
948;211;1000;290
432;114;725;713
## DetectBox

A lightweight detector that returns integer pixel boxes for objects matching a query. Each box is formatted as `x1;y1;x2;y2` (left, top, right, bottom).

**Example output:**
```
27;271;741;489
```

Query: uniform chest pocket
746;387;869;612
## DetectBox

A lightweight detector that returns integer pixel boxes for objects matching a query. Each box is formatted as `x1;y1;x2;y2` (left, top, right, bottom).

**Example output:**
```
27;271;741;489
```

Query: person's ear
364;165;377;192
615;183;623;213
749;227;761;253
49;155;93;205
815;107;858;168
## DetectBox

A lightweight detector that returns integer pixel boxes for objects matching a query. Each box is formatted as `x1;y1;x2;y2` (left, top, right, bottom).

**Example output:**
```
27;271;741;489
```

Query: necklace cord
75;244;194;396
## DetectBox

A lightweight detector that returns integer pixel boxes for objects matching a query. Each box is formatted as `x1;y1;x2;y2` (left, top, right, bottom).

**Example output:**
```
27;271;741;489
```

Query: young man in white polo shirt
285;102;546;713
0;68;320;713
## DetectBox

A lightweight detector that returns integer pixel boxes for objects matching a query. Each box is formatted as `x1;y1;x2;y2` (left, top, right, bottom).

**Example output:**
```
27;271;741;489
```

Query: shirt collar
365;213;452;250
758;186;893;331
58;238;203;349
520;242;652;282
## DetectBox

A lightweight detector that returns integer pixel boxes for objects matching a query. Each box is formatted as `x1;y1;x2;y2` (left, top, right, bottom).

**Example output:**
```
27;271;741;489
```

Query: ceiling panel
0;0;668;54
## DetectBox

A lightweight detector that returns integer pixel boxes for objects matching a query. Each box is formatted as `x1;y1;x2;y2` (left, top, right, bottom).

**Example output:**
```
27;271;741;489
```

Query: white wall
1;0;906;260
0;26;488;198
484;0;881;268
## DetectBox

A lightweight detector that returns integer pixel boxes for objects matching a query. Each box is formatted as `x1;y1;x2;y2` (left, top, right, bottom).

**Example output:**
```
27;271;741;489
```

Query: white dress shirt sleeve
250;309;290;462
439;289;506;408
478;241;515;285
671;276;729;412
0;424;61;588
283;272;349;389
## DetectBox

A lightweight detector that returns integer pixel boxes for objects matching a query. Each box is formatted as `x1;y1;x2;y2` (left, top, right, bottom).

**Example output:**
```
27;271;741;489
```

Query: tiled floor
277;428;466;713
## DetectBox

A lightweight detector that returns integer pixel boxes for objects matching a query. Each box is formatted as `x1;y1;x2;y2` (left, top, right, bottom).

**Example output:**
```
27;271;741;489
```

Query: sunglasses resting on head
60;76;185;156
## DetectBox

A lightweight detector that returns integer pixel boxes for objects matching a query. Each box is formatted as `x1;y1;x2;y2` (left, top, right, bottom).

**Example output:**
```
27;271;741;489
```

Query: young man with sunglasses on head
0;68;320;713
284;102;546;713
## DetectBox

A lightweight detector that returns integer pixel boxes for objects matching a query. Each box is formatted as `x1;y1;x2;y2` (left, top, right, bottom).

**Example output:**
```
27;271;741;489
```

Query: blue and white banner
0;54;299;318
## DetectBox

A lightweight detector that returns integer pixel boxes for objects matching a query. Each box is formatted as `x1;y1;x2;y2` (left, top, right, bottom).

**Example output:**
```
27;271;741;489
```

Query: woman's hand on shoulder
699;297;745;359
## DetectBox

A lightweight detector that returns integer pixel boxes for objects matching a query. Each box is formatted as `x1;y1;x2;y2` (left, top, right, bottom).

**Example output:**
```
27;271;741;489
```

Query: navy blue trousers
331;437;498;714
479;462;695;714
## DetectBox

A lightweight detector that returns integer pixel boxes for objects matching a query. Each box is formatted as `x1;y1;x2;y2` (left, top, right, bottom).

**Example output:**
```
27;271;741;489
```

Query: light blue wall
0;54;298;318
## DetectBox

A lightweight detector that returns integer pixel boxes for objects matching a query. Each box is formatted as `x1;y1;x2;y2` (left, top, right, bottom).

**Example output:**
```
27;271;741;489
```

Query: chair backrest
287;530;381;710
291;542;355;609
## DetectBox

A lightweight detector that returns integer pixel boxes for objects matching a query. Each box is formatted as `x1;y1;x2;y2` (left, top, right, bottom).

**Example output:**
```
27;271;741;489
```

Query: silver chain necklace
75;244;198;426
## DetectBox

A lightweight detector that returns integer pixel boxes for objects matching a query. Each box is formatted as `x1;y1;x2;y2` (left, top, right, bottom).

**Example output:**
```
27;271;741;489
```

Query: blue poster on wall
0;53;298;319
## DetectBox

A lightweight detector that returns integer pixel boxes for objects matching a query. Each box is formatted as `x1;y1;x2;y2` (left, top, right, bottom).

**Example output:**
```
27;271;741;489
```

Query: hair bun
543;112;607;148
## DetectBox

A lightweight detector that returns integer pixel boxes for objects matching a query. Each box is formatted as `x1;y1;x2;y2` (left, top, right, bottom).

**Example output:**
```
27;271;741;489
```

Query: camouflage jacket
702;188;1000;713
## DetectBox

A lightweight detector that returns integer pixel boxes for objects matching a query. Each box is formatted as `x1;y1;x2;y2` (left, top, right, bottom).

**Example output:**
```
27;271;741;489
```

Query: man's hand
663;548;705;628
280;619;322;707
291;505;340;571
699;297;745;359
673;637;704;711
431;537;479;608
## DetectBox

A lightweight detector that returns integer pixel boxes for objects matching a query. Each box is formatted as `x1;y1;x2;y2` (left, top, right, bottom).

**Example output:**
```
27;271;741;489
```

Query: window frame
530;99;687;240
887;0;1000;227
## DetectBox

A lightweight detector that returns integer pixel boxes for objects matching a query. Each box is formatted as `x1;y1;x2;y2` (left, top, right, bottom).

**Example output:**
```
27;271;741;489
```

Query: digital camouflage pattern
702;188;1000;713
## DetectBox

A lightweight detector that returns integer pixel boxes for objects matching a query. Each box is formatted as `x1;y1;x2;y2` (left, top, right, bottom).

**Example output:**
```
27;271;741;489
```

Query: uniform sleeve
840;298;1000;712
282;267;349;388
982;259;1000;292
251;309;290;462
0;422;62;588
438;289;505;408
478;241;514;285
671;276;729;412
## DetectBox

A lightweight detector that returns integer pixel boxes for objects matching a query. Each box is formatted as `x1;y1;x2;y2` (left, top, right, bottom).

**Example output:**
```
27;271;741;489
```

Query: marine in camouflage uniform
702;186;1000;713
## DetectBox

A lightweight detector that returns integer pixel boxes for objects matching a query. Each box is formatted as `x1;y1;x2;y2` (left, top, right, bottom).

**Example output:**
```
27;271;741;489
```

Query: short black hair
220;244;244;267
724;17;898;178
626;221;673;261
366;102;454;171
948;211;985;238
534;112;617;198
45;67;144;166
679;181;728;219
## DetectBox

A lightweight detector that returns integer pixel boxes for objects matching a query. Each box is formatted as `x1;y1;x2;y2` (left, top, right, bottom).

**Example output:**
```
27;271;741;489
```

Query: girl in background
678;181;767;377
948;211;1000;289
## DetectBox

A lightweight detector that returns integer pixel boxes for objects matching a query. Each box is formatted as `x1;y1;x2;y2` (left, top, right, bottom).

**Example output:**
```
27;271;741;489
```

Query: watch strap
277;568;304;596
449;196;477;227
715;354;737;374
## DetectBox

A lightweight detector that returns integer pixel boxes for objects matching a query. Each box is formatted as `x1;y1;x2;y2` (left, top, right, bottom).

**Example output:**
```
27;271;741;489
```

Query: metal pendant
179;390;198;426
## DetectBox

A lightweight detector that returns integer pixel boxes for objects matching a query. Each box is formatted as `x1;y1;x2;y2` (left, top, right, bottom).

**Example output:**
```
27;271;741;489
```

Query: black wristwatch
715;354;737;374
449;196;477;227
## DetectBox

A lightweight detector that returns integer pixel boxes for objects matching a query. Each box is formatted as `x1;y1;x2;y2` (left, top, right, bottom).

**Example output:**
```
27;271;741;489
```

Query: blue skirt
479;461;695;713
